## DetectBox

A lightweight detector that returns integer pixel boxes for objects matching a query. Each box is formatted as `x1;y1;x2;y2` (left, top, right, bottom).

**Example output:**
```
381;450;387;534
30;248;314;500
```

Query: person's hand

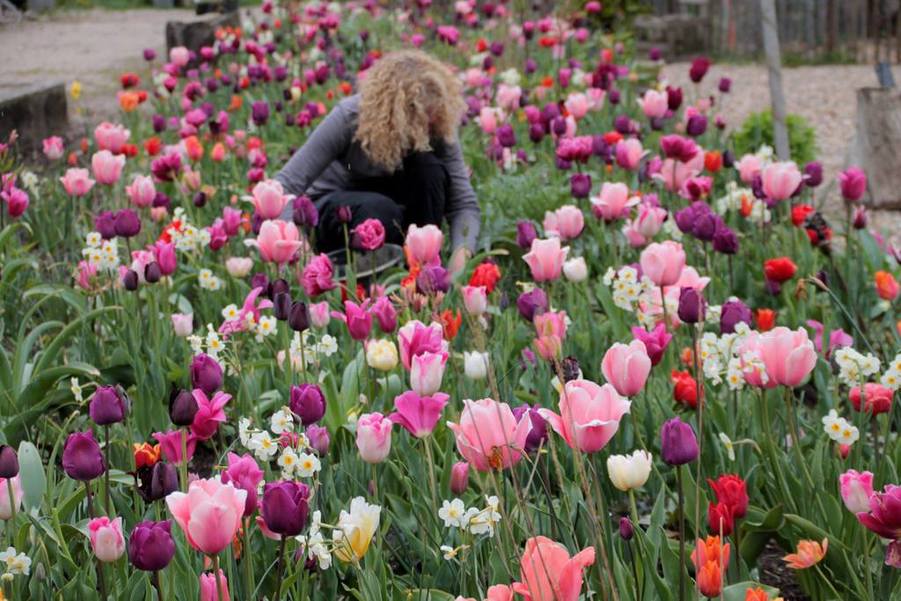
449;246;471;277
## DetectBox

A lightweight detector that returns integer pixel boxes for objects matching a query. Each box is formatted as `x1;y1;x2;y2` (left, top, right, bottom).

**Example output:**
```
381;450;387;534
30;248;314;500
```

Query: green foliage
731;109;818;164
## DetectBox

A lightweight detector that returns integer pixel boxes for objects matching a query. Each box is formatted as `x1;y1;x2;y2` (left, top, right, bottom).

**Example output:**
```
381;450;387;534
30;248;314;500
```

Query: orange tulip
133;442;161;469
745;588;770;601
691;535;730;568
696;560;724;598
783;538;827;569
875;271;900;301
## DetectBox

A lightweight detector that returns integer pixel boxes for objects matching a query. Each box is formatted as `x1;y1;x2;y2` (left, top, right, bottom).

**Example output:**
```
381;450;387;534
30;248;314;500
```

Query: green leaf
17;441;46;511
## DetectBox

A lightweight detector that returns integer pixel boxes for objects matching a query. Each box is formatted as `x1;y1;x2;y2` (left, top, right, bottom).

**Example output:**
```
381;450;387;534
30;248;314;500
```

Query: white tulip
563;257;588;282
463;351;489;380
606;449;653;492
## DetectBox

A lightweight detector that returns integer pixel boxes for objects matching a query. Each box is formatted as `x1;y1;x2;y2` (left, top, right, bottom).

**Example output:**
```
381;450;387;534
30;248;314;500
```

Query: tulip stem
659;285;669;329
213;554;225;601
691;324;704;582
423;437;439;518
103;425;111;514
6;478;16;524
151;570;164;601
676;464;686;601
179;428;189;492
243;517;255;601
274;536;287;600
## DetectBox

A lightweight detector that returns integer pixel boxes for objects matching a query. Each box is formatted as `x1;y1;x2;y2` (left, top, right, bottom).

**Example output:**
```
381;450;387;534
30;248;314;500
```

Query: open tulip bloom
6;4;901;601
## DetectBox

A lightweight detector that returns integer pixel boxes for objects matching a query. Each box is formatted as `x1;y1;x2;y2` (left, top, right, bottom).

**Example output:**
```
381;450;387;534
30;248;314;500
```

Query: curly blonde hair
355;50;465;171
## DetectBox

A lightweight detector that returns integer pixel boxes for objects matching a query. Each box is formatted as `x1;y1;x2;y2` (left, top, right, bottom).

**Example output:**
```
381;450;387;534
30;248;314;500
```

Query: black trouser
315;151;449;253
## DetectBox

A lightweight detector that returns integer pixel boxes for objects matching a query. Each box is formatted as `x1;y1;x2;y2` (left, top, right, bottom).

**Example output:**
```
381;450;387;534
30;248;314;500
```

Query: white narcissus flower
295;452;321;478
366;339;399;372
463;351;489;380
606;449;653;492
438;498;467;528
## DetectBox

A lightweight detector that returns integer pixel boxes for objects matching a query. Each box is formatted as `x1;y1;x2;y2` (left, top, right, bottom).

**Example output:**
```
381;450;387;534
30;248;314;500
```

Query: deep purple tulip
123;269;139;291
512;404;548;452
114;209;141;238
666;86;683;111
288;301;310;332
660;417;699;465
250;273;269;293
129;521;176;571
692;211;719;242
718;77;732;93
89;385;128;425
689;57;711;83
516;288;548;322
677;287;706;324
144;262;162;284
62;431;106;481
137;462;178;502
608;88;621;104
94;211;117;239
570;172;592;199
262;481;311;536
251;100;270;126
143;48;157;61
649;47;662;61
803;161;823;187
273;292;292;321
528;122;546;143
516;220;538;250
0;445;19;479
619;516;634;540
269;278;290;300
290;384;326;426
720;299;753;334
337;205;352;224
613;114;632;135
190;353;222;395
686;114;707;137
496;124;516;148
168;388;198;426
712;226;739;255
293;195;319;228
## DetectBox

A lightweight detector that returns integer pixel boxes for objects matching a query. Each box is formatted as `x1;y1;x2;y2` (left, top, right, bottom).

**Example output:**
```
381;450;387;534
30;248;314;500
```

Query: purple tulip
261;481;311;536
686;114;707;137
293;195;319;228
190;353;222;395
129;521;175;571
0;446;19;479
290;384;326;426
660;417;699;465
89;385;128;425
803;161;823;187
62;431;106;481
619;516;634;540
306;425;330;455
94;211;117;239
720;299;753;334
288;302;310;333
114;209;141;238
251;100;270;126
516;288;548;322
497;124;516;148
516;220;538;250
273;293;292;321
137;462;178;502
143;48;157;62
712;226;739;255
570;172;592;199
512;404;548;452
169;388;198;426
416;265;450;295
718;77;732;93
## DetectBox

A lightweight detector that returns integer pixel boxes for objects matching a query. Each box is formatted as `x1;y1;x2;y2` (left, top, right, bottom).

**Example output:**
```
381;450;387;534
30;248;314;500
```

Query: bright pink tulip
640;241;686;287
447;398;532;471
42;136;64;160
523;238;567;282
511;536;596;601
462;285;488;316
615;138;645;171
190;389;231;440
590;182;637;221
757;326;818;387
761;161;802;202
0;476;22;520
398;320;447;370
389;390;449;438
91;150;125;185
200;570;230;601
410;351;448;396
249;179;290;219
250;220;304;264
543;205;584;241
538;379;630;453
301;253;336;296
405;224;443;266
344;300;372;341
154;430;198;465
735;154;762;184
356;412;392;463
89;516;125;562
166;478;247;555
60;168;95;197
126;175;156;207
601;341;652;397
94;122;130;154
839;469;874;514
839;166;867;202
638;89;668;119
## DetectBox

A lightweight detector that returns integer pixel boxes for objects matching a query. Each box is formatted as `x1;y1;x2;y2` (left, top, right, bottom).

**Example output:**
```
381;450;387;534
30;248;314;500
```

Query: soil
758;540;812;601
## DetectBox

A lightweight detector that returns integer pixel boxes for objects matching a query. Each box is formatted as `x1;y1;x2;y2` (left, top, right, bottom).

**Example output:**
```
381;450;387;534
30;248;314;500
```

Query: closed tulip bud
719;299;752;334
563;257;588;282
463;351;489;380
677;287;706;324
712;226;739;255
123;269;139;291
63;431;106;481
516;288;548;321
290;384;326;426
306;425;330;455
114;209;142;238
190;353;222;395
288;301;310;332
803;161;823;187
138;462;179;502
686;114;707;137
261;481;311;536
0;446;18;479
89;517;126;562
516;220;538;250
169;388;198;426
129;520;176;572
89;385;128;425
366;339;399;372
356;412;392;463
273;292;292;321
192;191;207;208
450;461;469;494
853;206;868;229
200;570;229;601
337;205;352;224
619;516;634;540
660;417;699;465
144;262;162;283
607;450;653;492
269;278;290;299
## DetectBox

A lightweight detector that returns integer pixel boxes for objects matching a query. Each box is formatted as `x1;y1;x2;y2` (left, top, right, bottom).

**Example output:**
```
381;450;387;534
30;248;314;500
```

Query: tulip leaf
17;441;45;511
406;590;456;601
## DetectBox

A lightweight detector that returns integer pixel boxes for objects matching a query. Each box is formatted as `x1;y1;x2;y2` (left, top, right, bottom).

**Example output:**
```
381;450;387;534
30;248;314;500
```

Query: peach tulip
761;161;802;202
538;379;631;453
523;238;568;282
447;398;532;471
640;241;686;287
248;220;304;264
91;150;126;185
166;478;247;555
757;326;818;387
511;536;596;601
601;340;652;397
590;182;637;221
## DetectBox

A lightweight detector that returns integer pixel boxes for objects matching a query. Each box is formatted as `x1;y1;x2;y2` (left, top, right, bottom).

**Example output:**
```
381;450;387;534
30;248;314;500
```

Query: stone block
0;82;68;152
165;12;241;61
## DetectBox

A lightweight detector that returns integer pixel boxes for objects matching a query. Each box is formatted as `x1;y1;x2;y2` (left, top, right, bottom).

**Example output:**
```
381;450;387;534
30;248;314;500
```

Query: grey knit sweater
275;95;481;251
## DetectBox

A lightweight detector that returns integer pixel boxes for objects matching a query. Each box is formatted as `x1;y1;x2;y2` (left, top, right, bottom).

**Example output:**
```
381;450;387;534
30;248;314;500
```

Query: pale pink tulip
88;516;125;562
590;182;638;221
309;301;331;328
615;138;645;171
640;241;686;287
248;220;304;264
405;224;443;266
0;476;22;520
512;536;595;601
248;179;290;220
60;168;95;197
166;478;247;555
543;205;584;241
169;46;190;67
171;313;193;337
538;379;631;453
735;154;763;184
479;107;499;134
523;238;568;282
638;89;668;119
756;326;818;387
839;469;874;514
356;412;393;463
126;175;156;207
410;351;448;396
565;92;590;120
42;136;64;160
497;84;523;112
91;150;126;185
761;161;802;202
602;341;652;397
462;285;488;316
94;122;130;154
447;398;532;471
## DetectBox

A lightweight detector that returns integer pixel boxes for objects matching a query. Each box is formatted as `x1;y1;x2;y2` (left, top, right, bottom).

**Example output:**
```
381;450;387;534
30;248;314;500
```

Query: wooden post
759;0;790;161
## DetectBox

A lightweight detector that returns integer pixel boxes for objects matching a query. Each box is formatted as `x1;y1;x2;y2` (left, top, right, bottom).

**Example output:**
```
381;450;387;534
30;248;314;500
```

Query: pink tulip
60;168;95;197
543;205;584;241
200;570;230;601
512;536;595;601
398;320;447;370
590;182;638;221
638;89;668;119
154;430;198;465
538;379;631;453
88;516;125;562
633;204;667;239
91;150;126;185
42;136;64;160
462;285;488;316
757;326;818;387
761;161;802;202
839;166;867;203
498;84;523;112
405;224;443;266
410;351;448;396
533;310;567;360
565;92;590;120
94;122;130;154
450;461;469;494
640;241;686;287
602;341;652;397
249;179;290;219
523;238;567;282
615;138;645;171
169;46;190;67
126;175;156;207
356;412;393;463
738;332;777;389
735;154;762;184
171;313;193;337
166;478;247;555
190;389;231;440
344;300;372;341
301;253;336;296
76;260;97;291
479;107;499;134
447;398;532;471
389;390;449;438
0;476;22;520
839;469;874;514
654;157;701;192
485;585;515;601
250;220;304;264
309;301;330;328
